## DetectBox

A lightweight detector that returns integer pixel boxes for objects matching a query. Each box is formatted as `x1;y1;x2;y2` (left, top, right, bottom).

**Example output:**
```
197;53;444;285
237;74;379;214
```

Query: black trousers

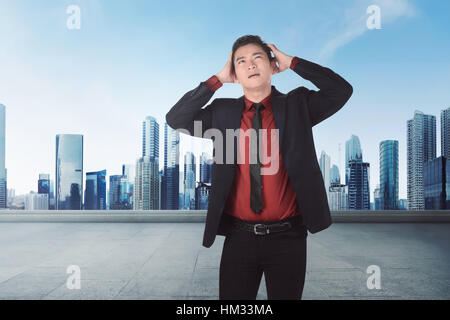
219;215;308;300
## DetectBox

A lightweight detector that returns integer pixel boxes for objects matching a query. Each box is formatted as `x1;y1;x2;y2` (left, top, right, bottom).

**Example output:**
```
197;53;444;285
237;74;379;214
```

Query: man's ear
271;59;278;75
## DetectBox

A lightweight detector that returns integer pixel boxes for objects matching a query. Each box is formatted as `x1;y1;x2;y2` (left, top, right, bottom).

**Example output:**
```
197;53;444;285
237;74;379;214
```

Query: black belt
227;214;303;236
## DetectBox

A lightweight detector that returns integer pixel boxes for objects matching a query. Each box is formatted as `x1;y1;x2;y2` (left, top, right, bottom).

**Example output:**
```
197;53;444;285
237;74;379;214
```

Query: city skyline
1;0;449;201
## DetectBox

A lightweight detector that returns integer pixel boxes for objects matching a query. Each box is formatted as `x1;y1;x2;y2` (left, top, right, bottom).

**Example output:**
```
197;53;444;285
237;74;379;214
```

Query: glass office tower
424;156;450;209
407;110;436;210
348;159;370;210
38;173;51;209
85;170;106;210
379;140;399;209
56;134;83;210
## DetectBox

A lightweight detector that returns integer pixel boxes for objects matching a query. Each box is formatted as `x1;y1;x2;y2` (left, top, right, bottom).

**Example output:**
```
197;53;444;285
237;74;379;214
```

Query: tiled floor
0;222;449;300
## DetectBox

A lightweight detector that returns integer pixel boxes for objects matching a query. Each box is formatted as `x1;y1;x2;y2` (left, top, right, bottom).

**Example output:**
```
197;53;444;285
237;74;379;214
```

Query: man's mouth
248;73;260;78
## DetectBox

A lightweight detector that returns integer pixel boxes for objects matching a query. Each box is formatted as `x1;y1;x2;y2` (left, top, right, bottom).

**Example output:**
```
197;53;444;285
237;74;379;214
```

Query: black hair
231;35;275;76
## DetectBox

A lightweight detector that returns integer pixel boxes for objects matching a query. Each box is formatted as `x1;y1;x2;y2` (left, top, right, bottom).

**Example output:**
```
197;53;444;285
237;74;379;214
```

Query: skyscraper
424;156;450;209
142;116;159;159
85;170;106;210
134;116;160;210
319;151;331;198
184;152;196;210
162;123;180;210
373;184;381;210
345;134;362;185
440;107;450;159
55;134;83;210
25;192;48;210
199;152;212;184
407;110;436;210
379;140;399;210
38;174;50;209
197;152;212;210
121;164;134;208
348;159;370;210
0;104;6;208
328;184;348;211
134;158;160;210
330;165;340;185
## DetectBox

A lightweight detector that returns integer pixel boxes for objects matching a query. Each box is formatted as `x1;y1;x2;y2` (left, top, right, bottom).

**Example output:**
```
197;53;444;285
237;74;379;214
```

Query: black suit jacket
166;57;353;248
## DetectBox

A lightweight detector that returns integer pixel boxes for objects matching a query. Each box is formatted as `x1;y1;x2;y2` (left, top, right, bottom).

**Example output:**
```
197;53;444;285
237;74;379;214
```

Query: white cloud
318;0;417;61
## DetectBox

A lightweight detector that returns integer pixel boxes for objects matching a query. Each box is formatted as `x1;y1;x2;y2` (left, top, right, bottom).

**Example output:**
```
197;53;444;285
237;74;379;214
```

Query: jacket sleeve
165;81;218;138
289;57;353;127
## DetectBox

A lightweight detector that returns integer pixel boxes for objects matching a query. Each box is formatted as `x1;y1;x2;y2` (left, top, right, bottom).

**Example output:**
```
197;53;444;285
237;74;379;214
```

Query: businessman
166;35;353;300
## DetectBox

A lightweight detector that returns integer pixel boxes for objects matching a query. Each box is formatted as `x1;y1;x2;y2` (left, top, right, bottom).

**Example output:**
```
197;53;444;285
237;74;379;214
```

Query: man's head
231;35;277;90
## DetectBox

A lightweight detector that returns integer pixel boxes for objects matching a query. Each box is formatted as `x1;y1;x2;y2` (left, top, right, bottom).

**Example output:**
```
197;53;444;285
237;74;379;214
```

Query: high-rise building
49;180;55;210
55;134;83;210
348;159;370;210
7;188;15;207
328;183;348;211
424;156;450;209
25;192;48;210
319;151;331;198
85;170;106;210
407;110;436;210
162;123;180;210
142;116;159;159
440;107;450;159
134;158;160;210
200;152;212;184
330;165;340;185
38;174;50;209
121;164;134;209
0;104;6;208
196;181;211;210
373;184;381;210
399;199;408;210
109;175;123;209
196;152;212;210
134;116;160;210
379;140;399;210
345;134;362;185
184;152;196;210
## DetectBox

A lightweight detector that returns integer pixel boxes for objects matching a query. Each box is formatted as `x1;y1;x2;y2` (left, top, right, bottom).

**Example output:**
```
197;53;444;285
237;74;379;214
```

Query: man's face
233;43;276;90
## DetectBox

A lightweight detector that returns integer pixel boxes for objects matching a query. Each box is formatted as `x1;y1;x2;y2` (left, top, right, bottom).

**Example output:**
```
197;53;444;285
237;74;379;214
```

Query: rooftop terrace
0;210;449;300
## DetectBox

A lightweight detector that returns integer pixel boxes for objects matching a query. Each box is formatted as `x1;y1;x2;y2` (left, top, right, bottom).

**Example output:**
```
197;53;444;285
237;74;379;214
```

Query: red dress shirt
205;57;301;222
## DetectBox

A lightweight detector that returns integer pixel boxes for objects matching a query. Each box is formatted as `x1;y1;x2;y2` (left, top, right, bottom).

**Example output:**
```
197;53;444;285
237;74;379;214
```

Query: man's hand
267;44;294;74
215;52;238;84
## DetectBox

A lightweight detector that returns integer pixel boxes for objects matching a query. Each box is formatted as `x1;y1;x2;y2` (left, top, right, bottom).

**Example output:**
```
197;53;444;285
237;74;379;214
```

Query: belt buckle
253;224;267;235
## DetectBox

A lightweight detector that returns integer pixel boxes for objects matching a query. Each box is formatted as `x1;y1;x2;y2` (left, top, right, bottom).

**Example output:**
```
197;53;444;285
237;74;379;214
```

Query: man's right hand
215;52;238;84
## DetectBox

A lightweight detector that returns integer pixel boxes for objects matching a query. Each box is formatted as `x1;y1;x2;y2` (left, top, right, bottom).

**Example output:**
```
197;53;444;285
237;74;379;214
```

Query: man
166;35;353;300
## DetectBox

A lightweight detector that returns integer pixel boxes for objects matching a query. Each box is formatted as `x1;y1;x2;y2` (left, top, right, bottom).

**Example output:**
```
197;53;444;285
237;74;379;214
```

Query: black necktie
250;102;265;214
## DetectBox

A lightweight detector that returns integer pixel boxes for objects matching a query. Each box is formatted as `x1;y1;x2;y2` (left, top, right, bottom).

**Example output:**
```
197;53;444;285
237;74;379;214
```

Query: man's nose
248;63;256;70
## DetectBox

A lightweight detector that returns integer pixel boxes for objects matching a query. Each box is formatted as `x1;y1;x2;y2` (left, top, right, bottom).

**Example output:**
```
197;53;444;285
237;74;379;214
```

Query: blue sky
0;0;449;200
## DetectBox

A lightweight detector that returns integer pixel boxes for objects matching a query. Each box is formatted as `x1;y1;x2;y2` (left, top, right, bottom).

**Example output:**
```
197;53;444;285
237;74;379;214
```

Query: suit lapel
270;86;286;149
227;85;286;165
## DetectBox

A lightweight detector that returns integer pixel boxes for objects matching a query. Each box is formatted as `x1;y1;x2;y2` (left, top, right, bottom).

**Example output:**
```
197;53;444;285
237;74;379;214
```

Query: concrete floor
0;222;449;300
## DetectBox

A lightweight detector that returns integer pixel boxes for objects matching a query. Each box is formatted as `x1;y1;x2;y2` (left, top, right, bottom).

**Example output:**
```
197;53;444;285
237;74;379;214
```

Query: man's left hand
267;43;294;74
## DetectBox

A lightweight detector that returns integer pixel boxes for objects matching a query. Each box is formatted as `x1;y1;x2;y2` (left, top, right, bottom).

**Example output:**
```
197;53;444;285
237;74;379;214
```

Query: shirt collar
244;90;273;112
